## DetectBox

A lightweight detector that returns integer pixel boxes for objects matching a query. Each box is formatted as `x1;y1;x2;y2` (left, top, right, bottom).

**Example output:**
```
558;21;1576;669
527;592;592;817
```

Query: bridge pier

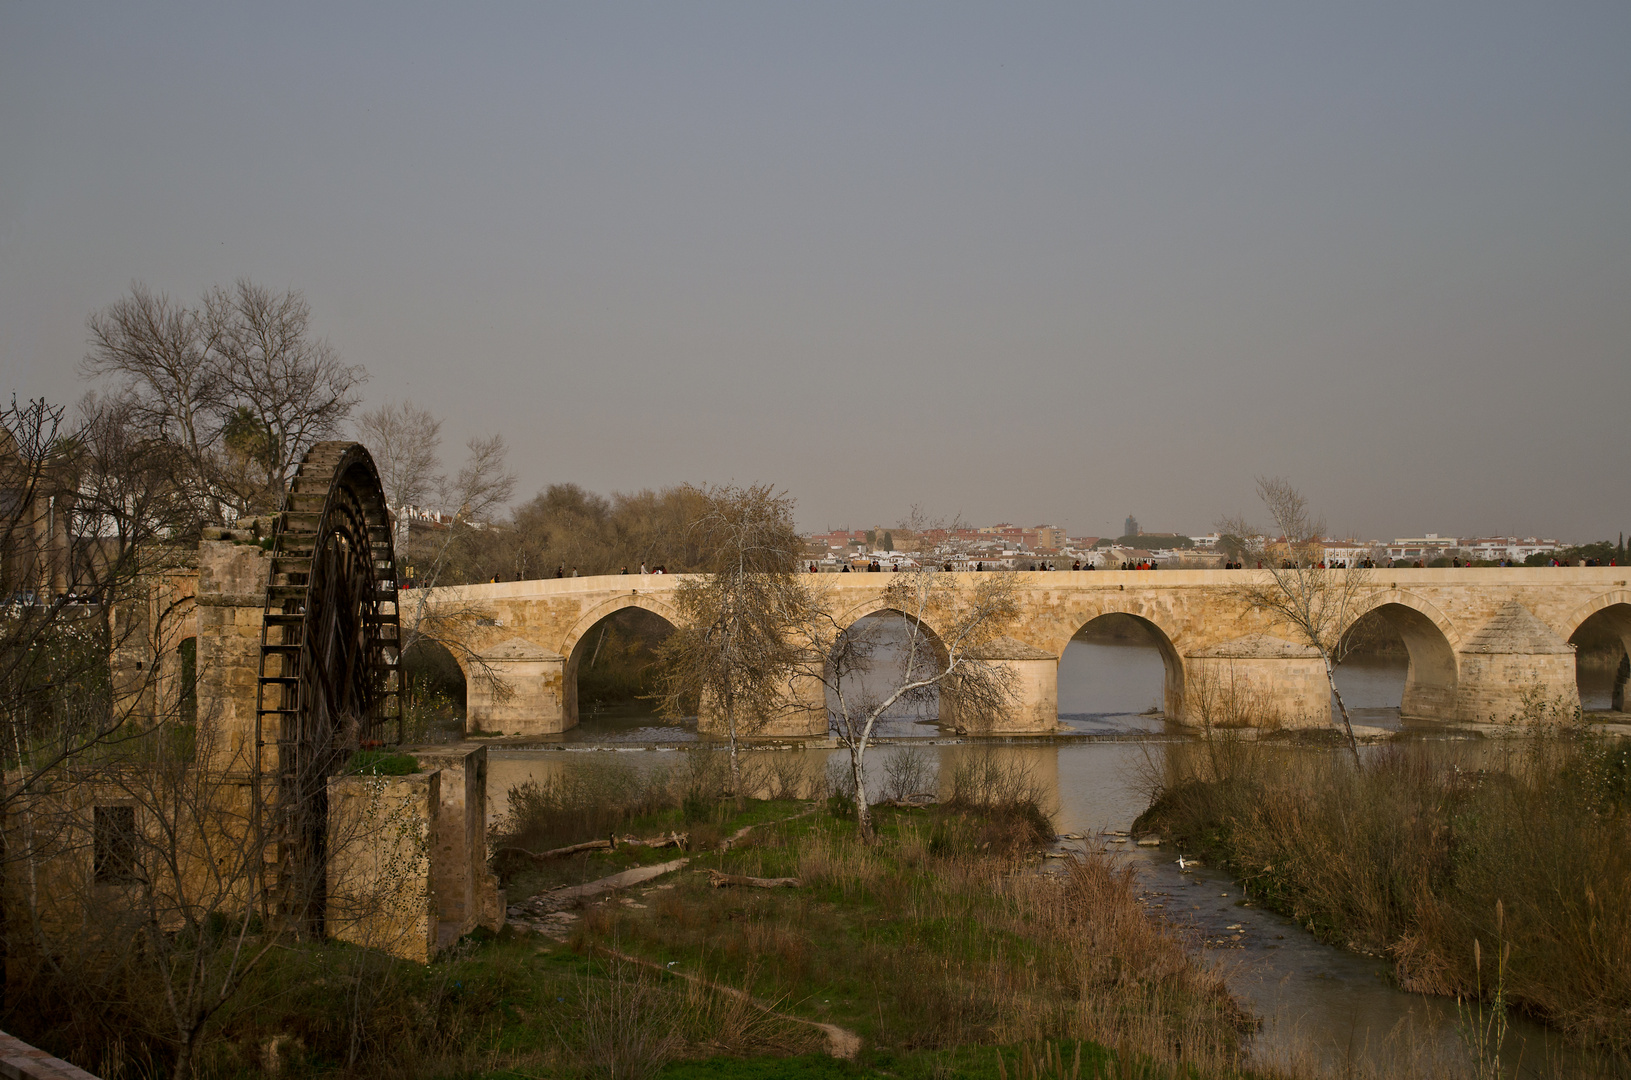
1181;636;1333;728
696;672;829;739
464;638;571;736
942;636;1060;734
1453;602;1579;722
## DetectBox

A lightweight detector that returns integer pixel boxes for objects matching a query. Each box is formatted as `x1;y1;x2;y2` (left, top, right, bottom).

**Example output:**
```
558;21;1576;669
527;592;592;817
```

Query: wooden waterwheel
254;441;400;934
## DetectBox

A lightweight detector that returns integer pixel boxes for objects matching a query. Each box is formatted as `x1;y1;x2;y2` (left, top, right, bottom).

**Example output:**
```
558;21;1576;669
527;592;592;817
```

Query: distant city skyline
805;517;1577;545
4;5;1628;541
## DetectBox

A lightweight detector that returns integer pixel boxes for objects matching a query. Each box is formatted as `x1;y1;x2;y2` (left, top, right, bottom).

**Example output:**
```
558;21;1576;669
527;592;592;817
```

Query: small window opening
178;637;198;725
94;805;138;884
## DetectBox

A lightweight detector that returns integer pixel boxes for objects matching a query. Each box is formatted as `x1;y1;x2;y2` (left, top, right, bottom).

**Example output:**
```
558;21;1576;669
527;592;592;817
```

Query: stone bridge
412;568;1631;737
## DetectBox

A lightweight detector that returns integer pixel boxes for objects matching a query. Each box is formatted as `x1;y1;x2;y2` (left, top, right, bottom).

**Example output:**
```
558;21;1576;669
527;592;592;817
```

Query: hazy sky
3;4;1628;541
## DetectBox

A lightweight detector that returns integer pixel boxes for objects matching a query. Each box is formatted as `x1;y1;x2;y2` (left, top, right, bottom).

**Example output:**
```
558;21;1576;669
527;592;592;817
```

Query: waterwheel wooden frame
254;441;400;934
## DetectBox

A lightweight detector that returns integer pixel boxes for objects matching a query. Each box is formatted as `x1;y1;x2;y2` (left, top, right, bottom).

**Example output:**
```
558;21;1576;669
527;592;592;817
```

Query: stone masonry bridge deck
411;568;1631;737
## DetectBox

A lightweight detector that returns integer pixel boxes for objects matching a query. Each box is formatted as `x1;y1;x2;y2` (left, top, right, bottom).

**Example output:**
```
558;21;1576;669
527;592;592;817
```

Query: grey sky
3;3;1628;541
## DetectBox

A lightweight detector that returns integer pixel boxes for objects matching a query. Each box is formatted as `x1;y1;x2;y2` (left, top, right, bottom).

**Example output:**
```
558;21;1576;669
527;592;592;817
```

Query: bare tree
790;569;1018;838
355;400;444;551
442;434;515;524
355;399;443;511
82;285;230;525
16;710;418;1080
82;279;366;523
1;396;197;1000
1218;477;1373;762
396;434;517;734
651;484;808;797
211;280;366;512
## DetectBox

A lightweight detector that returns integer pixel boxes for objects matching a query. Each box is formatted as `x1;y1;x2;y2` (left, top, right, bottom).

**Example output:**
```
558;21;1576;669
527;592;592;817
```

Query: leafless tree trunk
652;484;808;800
1219;476;1374;763
790;569;1018;838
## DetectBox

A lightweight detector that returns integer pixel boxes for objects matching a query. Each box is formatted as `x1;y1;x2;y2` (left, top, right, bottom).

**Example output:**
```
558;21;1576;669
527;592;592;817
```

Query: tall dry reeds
1138;714;1631;1059
780;809;1250;1071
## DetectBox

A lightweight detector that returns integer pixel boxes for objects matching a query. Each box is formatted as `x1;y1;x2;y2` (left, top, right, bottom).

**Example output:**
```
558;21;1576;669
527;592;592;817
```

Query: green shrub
345;749;421;775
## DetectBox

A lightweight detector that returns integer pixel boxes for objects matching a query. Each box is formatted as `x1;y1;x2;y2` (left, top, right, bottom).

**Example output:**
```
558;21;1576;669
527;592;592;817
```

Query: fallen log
703;869;800;889
619;831;688;850
498;830;692;864
496;838;614;862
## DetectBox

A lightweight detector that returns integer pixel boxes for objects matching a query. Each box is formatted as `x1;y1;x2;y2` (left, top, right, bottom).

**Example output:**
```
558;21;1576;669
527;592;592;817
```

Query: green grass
344;749;422;775
548;801;1244;1068
14;791;1256;1080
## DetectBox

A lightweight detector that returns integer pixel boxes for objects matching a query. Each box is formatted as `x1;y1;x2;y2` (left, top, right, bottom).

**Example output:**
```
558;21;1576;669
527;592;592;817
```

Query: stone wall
417;568;1631;732
327;748;506;963
194;538;272;766
326;771;439;964
409;745;506;947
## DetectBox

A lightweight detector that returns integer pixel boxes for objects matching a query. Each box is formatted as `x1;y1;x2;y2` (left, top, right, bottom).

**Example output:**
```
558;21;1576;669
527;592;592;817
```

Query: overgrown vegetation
484;751;1252;1079
345;749;421;775
1135;704;1631;1061
26;737;1605;1079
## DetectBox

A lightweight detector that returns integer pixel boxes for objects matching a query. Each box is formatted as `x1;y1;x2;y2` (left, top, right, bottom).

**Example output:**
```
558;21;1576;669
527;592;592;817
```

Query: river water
486;635;1617;1077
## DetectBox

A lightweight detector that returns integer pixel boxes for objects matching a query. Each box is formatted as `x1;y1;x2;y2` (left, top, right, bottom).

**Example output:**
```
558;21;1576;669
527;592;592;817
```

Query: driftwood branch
875;795;938;809
704;869;800;889
620;831;689;850
497;831;690;863
497;839;612;862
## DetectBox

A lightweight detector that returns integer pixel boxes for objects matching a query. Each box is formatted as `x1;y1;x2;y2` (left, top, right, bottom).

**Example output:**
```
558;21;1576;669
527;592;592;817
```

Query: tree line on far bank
420;481;787;585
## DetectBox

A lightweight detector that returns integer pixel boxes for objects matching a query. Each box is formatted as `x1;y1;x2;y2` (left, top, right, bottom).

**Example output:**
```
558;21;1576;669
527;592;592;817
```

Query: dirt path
597;945;861;1060
719;801;822;851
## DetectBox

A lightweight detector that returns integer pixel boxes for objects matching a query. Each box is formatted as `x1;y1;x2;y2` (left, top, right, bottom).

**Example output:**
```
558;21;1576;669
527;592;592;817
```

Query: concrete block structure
409;745;506;947
327;771;440;963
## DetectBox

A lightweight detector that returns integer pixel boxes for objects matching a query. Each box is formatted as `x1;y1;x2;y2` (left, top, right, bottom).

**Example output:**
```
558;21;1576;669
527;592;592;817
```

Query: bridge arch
1561;590;1631;647
1353;588;1462;650
401;636;468;737
830;595;950;643
558;592;687;661
1058;608;1186;721
1342;592;1460;720
819;598;959;728
1562;591;1631;713
560;593;685;728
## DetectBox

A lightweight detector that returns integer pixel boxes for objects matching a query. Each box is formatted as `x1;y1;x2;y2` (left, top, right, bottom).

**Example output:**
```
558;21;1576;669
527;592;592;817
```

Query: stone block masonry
416;569;1631;734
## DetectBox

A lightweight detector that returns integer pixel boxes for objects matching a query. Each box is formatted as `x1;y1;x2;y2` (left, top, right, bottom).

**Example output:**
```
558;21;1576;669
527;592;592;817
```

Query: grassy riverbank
33;738;1616;1080
1134;718;1631;1062
488;752;1253;1078
9;751;1266;1080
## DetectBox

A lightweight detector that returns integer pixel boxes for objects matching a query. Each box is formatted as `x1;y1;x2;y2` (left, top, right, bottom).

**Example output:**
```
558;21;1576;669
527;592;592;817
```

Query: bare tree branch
1218;476;1374;761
